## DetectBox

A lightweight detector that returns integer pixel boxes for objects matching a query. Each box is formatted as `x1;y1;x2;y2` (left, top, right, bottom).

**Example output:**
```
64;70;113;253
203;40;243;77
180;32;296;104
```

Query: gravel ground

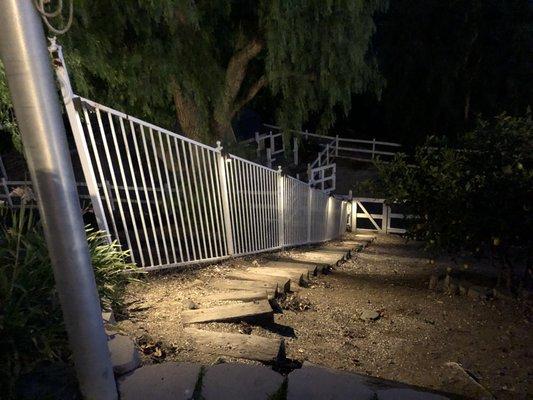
118;233;532;399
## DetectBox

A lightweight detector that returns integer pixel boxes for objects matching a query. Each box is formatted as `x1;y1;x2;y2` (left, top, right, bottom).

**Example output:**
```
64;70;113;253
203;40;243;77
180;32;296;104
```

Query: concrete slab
108;334;140;375
202;363;284;400
118;362;202;400
287;363;375;400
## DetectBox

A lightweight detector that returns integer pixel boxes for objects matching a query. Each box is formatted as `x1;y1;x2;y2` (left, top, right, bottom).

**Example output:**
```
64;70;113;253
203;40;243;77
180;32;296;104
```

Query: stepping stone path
119;361;453;400
113;233;453;399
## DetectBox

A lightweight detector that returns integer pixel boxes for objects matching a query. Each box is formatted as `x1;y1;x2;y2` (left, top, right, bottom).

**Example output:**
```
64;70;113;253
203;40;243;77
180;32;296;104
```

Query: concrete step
202;290;271;303
247;266;309;287
182;299;274;324
184;328;286;364
211;279;279;296
225;271;291;293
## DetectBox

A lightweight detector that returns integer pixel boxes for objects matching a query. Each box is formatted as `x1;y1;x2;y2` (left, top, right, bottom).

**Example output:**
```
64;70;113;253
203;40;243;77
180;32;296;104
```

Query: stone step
202;290;271;303
292;250;346;266
108;334;140;375
263;259;319;276
288;362;450;400
202;363;285;400
182;299;274;324
211;279;279;296
184;328;286;364
225;271;291;293
247;266;309;287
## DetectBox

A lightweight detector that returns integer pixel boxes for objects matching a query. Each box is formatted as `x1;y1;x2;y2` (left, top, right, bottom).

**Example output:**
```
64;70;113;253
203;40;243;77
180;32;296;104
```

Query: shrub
0;203;142;398
376;113;532;287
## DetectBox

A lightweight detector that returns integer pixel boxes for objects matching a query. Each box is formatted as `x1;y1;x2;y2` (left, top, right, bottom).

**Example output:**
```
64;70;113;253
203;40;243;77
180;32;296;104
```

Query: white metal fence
48;45;348;271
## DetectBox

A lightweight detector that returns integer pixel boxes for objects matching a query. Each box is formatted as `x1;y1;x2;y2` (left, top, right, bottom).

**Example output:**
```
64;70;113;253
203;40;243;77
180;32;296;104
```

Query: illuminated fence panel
226;156;280;256
282;176;310;247
62;96;348;271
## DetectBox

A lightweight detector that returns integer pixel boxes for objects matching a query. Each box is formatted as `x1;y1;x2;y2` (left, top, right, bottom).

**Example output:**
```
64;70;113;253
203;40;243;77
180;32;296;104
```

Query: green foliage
376;113;532;256
0;62;22;153
0;204;141;397
56;0;386;141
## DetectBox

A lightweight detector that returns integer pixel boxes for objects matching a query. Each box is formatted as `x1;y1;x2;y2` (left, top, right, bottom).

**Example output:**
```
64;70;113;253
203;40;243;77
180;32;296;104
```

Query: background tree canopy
56;0;387;144
340;0;532;145
0;0;530;150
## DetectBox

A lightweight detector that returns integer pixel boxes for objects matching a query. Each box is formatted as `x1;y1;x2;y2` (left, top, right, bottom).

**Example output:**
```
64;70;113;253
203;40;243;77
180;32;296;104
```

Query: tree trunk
173;87;205;142
211;115;236;144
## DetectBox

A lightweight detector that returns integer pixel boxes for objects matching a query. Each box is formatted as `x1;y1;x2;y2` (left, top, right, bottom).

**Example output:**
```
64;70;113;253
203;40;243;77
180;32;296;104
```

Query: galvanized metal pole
0;1;117;399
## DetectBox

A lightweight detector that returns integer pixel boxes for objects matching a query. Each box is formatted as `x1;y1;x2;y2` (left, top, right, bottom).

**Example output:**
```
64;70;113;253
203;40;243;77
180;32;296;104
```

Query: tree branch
224;38;264;107
232;75;268;117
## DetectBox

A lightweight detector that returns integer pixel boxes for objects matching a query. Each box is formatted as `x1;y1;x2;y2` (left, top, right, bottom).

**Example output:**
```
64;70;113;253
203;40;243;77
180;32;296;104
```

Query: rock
443;362;494;399
108;334;140;375
360;310;380;322
212;356;227;365
428;275;439;290
118;362;202;400
443;274;451;289
467;286;490;301
447;282;459;295
492;287;515;301
102;310;115;324
459;282;470;296
288;362;375;400
202;363;284;400
185;300;199;310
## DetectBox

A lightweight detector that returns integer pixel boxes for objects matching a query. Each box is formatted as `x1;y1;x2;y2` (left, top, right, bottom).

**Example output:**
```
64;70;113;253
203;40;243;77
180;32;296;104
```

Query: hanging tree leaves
58;0;386;144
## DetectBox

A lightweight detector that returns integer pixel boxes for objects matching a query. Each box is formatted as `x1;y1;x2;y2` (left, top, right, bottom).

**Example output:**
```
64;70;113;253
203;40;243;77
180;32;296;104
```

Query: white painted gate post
381;201;388;233
351;198;357;232
216;142;234;255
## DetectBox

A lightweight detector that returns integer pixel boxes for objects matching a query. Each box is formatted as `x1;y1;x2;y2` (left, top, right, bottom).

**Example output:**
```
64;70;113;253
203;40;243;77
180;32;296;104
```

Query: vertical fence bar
167;135;188;262
96;110;134;258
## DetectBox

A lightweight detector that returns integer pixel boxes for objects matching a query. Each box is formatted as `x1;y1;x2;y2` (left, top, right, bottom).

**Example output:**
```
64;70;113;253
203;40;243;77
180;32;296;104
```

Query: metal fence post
372;138;376;160
216;142;234;255
307;184;312;243
0;1;117;398
335;135;339;157
277;166;285;247
51;42;111;239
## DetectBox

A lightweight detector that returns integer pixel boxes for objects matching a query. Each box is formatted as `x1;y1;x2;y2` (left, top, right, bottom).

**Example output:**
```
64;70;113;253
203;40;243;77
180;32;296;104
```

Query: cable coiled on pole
33;0;73;35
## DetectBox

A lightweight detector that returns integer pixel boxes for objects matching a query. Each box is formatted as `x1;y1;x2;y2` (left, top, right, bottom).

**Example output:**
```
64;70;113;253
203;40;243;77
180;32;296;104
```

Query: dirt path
118;233;532;399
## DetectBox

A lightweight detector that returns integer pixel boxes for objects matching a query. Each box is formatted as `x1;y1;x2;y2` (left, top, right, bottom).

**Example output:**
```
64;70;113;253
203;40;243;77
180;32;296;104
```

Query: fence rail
44;43;349;271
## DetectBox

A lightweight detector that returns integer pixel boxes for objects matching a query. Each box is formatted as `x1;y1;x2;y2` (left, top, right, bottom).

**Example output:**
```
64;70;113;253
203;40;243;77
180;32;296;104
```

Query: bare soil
118;233;532;399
